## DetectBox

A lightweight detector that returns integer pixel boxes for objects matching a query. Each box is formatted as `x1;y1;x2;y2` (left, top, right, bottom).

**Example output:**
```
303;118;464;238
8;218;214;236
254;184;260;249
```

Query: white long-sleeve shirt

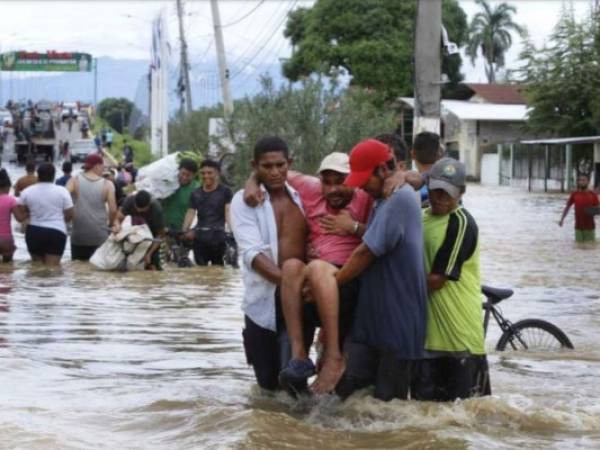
230;183;303;331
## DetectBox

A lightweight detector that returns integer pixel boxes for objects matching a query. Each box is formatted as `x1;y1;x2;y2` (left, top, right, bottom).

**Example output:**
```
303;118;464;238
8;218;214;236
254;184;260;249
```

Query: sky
0;0;595;96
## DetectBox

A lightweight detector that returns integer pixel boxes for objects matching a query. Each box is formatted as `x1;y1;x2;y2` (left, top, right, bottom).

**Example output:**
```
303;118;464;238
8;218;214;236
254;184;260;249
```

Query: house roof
399;98;529;122
464;83;525;104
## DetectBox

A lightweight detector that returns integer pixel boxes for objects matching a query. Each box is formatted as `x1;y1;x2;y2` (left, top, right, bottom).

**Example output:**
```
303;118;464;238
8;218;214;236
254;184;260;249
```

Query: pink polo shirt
0;194;17;237
288;171;373;266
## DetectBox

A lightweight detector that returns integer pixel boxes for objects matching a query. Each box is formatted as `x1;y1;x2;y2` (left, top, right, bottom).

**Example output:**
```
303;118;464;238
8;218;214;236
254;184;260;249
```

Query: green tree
168;105;222;153
282;0;468;101
97;97;135;133
221;76;398;187
466;0;524;83
518;7;600;137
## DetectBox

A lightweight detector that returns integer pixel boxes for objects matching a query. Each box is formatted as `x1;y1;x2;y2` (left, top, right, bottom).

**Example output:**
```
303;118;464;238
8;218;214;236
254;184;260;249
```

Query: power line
232;36;290;94
227;0;291;69
229;0;297;80
221;0;266;28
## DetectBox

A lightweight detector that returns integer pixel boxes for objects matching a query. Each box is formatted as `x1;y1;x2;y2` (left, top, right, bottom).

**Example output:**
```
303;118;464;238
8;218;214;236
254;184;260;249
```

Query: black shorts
335;341;414;401
411;355;492;402
71;244;99;261
242;292;315;391
25;225;67;257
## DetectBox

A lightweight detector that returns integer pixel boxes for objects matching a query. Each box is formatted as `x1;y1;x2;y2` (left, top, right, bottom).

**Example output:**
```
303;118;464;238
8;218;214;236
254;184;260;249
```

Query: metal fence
498;143;594;192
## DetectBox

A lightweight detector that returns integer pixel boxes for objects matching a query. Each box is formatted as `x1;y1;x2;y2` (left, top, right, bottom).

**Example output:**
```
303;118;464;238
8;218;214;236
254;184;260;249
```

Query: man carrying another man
231;136;308;391
243;151;373;394
301;139;428;401
414;157;490;401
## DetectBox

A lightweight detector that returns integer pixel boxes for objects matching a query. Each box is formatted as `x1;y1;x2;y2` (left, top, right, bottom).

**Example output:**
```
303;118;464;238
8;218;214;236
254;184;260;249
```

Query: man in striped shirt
415;158;490;401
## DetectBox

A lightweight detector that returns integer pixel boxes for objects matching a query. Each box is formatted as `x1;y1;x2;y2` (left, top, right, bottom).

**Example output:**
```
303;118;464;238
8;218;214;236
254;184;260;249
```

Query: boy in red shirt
559;174;599;242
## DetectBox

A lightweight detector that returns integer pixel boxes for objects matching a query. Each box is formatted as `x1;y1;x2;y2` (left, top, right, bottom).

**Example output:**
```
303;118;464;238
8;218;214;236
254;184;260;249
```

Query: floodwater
1;169;599;449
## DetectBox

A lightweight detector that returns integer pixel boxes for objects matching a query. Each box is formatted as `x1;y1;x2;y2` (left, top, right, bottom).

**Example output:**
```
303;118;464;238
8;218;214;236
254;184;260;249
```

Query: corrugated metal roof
521;136;600;145
399;98;529;122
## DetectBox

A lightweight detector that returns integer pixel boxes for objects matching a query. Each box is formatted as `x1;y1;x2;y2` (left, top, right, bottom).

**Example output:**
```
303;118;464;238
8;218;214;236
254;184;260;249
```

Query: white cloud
0;1;594;90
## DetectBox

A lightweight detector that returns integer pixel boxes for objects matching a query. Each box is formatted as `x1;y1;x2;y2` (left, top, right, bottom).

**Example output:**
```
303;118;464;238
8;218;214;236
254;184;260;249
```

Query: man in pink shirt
244;152;373;395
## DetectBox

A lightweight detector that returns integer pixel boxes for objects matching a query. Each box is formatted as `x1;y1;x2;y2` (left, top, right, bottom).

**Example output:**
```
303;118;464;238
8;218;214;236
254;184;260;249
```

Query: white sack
134;153;179;199
90;224;154;271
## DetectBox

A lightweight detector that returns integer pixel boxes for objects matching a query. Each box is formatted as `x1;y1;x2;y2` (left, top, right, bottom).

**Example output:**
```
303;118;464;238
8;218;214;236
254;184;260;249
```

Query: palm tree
466;0;524;83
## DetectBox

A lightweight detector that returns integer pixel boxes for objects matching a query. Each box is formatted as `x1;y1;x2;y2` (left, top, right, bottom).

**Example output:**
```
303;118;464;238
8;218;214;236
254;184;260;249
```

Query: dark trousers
242;297;315;391
71;244;99;261
335;341;413;401
411;356;492;402
193;239;226;266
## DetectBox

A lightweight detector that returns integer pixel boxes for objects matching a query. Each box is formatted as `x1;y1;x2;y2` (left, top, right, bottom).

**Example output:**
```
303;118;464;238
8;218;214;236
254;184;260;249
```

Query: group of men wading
231;133;491;402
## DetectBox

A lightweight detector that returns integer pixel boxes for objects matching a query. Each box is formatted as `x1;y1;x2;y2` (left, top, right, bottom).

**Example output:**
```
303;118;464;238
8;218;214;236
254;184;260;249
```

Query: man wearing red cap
67;153;117;260
322;139;428;401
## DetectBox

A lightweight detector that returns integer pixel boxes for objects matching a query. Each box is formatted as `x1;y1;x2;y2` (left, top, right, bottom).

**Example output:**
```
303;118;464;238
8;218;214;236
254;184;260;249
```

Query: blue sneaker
279;358;316;394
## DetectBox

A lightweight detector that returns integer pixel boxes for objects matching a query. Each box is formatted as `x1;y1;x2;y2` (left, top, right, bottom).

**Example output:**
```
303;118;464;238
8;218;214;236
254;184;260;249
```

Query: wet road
0;182;599;449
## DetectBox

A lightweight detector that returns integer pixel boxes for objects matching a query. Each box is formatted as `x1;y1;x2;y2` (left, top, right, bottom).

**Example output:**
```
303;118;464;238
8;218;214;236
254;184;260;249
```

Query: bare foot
310;356;346;395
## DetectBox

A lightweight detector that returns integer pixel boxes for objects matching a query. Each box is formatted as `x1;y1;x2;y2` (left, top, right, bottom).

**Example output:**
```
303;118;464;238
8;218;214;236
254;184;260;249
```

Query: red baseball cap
344;139;393;188
84;153;104;170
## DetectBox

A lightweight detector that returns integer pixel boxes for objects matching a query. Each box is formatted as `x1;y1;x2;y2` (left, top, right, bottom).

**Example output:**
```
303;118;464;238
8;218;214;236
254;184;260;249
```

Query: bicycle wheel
496;319;574;352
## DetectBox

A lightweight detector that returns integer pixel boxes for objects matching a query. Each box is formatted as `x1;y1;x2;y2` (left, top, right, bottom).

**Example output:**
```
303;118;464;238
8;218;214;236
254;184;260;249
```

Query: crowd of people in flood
0;129;597;405
0;150;236;269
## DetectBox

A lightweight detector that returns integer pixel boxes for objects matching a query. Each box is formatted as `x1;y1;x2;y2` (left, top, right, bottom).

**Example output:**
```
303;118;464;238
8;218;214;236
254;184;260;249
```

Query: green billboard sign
0;51;92;72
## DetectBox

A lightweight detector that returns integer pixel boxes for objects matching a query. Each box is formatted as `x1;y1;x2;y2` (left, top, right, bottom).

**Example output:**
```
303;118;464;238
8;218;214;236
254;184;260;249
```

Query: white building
399;84;540;180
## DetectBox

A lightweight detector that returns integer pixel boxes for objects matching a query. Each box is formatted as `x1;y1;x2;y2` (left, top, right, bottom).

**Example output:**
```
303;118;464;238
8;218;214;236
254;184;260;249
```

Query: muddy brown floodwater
0;178;599;449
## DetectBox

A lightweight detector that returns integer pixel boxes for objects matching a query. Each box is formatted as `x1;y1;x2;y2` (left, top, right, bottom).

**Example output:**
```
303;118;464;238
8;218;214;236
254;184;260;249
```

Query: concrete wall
443;117;540;180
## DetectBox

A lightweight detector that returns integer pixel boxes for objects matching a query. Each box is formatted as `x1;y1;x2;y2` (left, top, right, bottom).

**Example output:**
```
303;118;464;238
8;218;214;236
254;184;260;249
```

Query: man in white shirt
231;136;309;392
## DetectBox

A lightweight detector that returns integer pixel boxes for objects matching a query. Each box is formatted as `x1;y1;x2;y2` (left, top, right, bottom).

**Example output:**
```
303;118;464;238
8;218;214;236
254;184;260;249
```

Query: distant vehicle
70;139;97;162
61;102;79;121
36;100;53;112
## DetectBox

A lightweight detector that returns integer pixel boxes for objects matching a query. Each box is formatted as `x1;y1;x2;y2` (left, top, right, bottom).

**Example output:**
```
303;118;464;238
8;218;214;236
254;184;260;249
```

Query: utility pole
413;0;442;136
93;58;98;107
210;0;234;117
176;0;193;114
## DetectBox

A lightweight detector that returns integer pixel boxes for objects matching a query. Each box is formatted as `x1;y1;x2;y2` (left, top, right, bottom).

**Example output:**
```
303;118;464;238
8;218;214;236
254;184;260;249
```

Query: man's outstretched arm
335;243;376;286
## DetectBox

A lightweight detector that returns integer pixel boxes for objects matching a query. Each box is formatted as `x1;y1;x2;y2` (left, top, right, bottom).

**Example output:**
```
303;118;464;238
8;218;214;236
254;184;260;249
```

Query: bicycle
482;285;574;352
164;230;193;268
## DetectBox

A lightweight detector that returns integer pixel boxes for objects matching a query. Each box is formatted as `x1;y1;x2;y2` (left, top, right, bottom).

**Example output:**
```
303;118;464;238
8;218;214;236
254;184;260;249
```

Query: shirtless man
230;136;309;391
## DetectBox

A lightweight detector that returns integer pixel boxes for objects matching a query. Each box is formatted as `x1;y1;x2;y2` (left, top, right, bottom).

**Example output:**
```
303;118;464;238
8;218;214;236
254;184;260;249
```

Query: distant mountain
0;56;287;114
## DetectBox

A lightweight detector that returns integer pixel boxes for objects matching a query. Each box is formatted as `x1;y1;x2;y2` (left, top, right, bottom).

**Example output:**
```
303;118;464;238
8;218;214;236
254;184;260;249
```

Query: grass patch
93;118;154;167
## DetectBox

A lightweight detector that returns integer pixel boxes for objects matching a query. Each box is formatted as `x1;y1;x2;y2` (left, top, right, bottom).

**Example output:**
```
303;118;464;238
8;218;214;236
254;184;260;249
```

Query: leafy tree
97;97;134;133
221;76;398;187
518;7;600;137
466;0;524;83
282;0;468;101
168;105;222;153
